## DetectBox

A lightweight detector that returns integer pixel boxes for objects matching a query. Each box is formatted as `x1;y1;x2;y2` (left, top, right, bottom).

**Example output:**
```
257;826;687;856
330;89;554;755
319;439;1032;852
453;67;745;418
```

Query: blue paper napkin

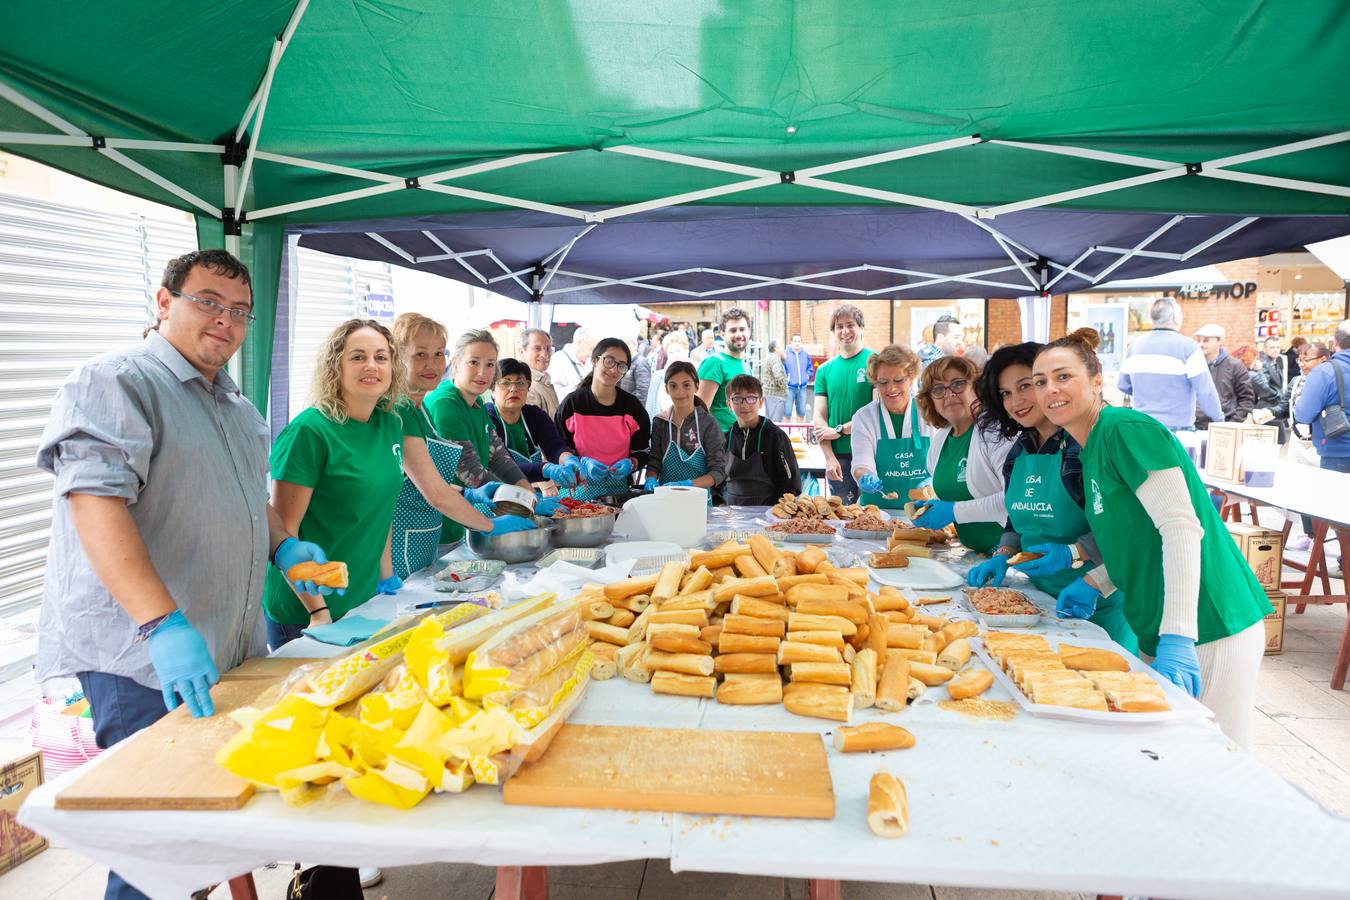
301;614;390;646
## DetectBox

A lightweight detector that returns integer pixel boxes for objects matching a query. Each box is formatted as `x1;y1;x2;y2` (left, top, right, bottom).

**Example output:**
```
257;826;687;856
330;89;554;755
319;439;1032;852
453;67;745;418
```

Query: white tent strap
235;0;311;144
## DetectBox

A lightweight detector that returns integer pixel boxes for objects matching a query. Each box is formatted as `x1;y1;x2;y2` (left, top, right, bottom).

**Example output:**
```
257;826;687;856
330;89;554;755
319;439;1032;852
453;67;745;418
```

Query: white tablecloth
1201;460;1350;529
20;510;1350;899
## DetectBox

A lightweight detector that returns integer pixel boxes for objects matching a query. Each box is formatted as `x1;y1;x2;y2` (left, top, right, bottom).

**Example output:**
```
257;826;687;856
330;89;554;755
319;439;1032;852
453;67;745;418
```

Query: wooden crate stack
581;535;985;722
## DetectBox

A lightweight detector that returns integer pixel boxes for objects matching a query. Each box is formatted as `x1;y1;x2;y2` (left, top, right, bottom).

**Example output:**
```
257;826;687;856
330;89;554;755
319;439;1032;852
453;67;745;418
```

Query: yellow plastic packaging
463;600;588;703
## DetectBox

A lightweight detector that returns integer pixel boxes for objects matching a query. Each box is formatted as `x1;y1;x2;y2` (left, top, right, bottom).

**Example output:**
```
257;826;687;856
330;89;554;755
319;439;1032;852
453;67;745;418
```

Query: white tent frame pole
1201;169;1350;199
234;0;311;208
1090;215;1184;284
1093;247;1184;261
0;132;223;153
223;163;240;256
1044;248;1097;291
796;136;982;178
235;0;310;143
990;231;1039;289
982;167;1187;219
537;223;597;294
0;76;220;217
1180;216;1257;260
420;232;491;283
366;232;417;264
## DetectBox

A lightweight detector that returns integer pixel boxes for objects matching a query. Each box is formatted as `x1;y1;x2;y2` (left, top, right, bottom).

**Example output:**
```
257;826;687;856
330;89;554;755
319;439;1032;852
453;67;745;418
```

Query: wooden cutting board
55;673;290;811
218;656;320;681
502;724;835;819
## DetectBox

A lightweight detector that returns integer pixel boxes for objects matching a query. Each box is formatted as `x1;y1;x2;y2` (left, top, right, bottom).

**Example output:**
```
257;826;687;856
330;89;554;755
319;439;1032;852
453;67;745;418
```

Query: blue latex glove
644;476;660;493
966;554;1009;587
463;481;502;506
274;537;343;596
1055;577;1100;620
146;610;219;717
377;575;402;595
490;514;537;535
609;458;634;479
1152;634;1203;697
534;496;562;516
579;457;610;482
913;499;956;530
542;462;577;488
665;479;694;488
1011;543;1074;577
858;472;884;494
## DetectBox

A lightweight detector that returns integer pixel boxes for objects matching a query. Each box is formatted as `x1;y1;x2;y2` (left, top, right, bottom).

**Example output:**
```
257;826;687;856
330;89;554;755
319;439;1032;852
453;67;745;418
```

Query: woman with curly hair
263;319;410;648
966;342;1137;653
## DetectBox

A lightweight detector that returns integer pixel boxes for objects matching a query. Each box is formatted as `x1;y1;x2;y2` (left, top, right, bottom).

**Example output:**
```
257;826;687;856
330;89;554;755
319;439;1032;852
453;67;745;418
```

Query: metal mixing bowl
548;510;617;547
465;518;554;563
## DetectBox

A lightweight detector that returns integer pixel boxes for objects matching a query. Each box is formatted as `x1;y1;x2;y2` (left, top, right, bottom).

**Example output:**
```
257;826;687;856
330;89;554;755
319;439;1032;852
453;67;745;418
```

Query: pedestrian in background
1194;323;1255;428
784;334;815;423
1118;299;1223;432
762;338;788;421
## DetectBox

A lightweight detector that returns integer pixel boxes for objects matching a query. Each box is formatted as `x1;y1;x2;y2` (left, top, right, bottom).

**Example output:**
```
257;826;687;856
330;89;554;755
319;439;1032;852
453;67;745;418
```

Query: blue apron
391;405;463;580
659;409;711;503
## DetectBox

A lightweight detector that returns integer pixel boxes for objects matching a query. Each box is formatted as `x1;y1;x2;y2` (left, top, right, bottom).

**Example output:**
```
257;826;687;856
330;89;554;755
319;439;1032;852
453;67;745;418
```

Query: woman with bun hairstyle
644;360;726;496
1034;328;1271;747
485;357;579;485
966;342;1137;653
913;355;1014;553
554;337;652;501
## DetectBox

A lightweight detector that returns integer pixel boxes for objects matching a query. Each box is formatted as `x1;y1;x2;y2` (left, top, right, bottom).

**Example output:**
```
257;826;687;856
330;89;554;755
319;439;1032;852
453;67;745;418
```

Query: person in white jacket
912;355;1014;553
849;344;935;511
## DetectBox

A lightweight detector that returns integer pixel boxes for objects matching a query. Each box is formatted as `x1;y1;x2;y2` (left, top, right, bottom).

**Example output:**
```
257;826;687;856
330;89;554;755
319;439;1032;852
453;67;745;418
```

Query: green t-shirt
264;406;407;625
933;426;1003;555
813;349;874;454
698;352;749;430
1080;406;1272;657
424;381;493;467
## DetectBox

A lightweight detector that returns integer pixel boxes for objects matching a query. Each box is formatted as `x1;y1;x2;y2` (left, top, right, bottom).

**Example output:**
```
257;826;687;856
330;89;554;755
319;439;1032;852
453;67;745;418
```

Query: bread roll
866;771;908;837
833;723;915;753
789;661;852;686
909;662;954;686
875;651;911;712
782;681;852;722
721;614;786;637
715;673;784;705
650;671;716;698
936;638;971;671
1060;647;1131;672
851;648;878;709
947;668;994;700
714;653;780;675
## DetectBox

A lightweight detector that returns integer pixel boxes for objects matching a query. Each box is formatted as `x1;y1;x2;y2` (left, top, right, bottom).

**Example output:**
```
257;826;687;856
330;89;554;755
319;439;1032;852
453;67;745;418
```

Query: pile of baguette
582;535;997;724
983;632;1170;712
770;492;879;521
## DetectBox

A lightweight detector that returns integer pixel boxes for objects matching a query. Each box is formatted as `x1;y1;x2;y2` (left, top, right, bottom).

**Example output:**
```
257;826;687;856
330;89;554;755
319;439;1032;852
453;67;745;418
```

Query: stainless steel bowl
465;518;554;563
548;510;617;547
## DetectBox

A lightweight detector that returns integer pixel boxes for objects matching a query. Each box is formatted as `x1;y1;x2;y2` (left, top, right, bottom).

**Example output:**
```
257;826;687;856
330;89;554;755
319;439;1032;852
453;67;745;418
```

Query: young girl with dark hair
644;361;727;496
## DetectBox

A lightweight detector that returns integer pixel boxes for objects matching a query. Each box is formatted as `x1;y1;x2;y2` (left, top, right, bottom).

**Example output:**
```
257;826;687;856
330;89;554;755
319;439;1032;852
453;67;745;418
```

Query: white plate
970;636;1213;724
867;556;964;590
605;541;683;567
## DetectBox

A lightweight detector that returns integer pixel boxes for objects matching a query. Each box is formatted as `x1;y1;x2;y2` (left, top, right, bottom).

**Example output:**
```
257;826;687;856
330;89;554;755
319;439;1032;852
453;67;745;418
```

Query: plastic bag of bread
485;652;595;783
463;599;589;705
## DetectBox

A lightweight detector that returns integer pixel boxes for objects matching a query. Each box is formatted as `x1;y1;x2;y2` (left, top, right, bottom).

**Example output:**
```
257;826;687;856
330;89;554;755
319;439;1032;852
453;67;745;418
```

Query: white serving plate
605;541;683;567
970;636;1213;725
867;556;964;590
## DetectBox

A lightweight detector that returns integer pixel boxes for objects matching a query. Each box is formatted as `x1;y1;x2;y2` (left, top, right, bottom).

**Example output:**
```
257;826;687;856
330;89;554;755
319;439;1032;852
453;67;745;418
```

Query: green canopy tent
2;1;1348;411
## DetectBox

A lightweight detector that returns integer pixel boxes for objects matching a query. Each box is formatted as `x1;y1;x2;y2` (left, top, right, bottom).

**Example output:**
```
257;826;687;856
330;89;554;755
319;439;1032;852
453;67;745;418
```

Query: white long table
20;510;1350;899
1200;460;1350;688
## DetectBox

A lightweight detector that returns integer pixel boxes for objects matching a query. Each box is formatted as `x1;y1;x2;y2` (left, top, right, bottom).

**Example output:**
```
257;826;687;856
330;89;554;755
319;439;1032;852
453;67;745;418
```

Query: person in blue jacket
1293;319;1350;575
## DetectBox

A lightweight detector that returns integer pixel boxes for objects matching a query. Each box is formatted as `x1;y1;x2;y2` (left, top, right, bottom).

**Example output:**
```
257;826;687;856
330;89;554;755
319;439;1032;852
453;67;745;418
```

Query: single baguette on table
782;681;852;722
867;551;911;569
659;590;716;612
909;661;955;686
713;574;779;603
851;648;878;708
604;573;659;601
785;582;852;606
794;595;869;625
626;606;655;643
650;671;716;698
734;554;769;578
716;673;783;705
730;595;791;621
650;634;712;655
884;624;925;650
834;722;915;753
891;648;938;665
789;661;852;686
795;546;828;573
589;642;619;680
717;632;781;654
648;608;709;627
586;621;630;646
699;623;722;645
865;614;890;661
578;599;615;620
788;613;857;636
646;622;699;640
748;534;782;572
651;560;688;604
775;573;831;592
786;629;846;649
829;566;871;587
689;544;749;570
610;593;651;613
947;668;995;700
681;566;714;593
714;652;780;675
873;593;910;612
646;650;715;676
778;640;844;666
722;614;786;637
876;655;915;711
939;620;979;646
937;638;972;671
867;771;909;837
607;608;636;628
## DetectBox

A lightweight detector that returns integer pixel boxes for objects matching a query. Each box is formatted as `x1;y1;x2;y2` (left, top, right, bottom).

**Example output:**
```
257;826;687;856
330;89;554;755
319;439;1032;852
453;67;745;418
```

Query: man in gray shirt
35;250;328;900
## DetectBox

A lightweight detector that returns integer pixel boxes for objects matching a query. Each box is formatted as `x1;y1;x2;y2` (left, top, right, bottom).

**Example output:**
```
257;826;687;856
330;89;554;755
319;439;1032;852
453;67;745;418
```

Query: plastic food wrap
215;594;590;809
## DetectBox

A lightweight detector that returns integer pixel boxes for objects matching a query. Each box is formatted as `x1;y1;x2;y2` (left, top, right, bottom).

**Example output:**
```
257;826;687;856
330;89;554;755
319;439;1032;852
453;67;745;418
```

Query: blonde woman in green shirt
265;319;411;649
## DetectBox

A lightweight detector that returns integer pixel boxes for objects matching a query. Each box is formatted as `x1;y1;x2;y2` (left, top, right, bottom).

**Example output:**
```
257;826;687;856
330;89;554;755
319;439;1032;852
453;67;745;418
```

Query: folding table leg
1297;521;1331;613
227;874;259;900
806;878;842;900
495;866;549;900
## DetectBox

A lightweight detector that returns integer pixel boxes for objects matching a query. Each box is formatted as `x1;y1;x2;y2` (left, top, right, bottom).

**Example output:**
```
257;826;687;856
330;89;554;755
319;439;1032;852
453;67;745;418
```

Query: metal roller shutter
0;194;194;618
287;249;393;419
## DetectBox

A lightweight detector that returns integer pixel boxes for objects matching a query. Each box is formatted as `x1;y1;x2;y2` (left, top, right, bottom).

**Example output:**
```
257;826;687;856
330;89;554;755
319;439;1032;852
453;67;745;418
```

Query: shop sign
363;292;395;320
1165;282;1257;301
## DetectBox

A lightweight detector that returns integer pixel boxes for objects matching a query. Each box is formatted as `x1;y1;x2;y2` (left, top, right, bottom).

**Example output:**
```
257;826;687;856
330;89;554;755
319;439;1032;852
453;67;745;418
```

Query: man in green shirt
697;306;752;430
813;304;874;503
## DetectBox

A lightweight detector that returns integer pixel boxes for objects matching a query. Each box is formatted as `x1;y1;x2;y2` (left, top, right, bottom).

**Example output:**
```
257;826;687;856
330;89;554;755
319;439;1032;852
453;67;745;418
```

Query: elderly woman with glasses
849;344;934;510
486;357;579;486
912;355;1014;554
554;337;652;501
